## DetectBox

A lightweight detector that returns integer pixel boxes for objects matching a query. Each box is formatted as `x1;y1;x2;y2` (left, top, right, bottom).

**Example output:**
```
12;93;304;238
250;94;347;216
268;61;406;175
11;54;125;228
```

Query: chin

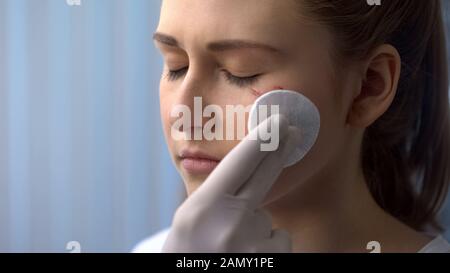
182;175;208;196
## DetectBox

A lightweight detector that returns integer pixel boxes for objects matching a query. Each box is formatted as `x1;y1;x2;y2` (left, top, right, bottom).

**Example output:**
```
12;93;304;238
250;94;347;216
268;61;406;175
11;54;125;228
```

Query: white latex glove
162;114;301;253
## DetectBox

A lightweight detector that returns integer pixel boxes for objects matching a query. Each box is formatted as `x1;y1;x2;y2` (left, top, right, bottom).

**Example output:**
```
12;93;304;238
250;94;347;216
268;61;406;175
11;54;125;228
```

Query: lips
179;150;221;175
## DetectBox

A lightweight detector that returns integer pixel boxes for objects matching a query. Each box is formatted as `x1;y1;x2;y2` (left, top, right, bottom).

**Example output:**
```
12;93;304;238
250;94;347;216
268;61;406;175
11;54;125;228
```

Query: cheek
261;72;347;202
158;80;258;156
205;89;255;152
263;104;345;204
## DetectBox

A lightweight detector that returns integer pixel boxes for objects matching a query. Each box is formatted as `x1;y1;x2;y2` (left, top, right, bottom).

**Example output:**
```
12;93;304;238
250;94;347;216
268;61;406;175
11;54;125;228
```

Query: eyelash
165;67;260;87
166;67;188;81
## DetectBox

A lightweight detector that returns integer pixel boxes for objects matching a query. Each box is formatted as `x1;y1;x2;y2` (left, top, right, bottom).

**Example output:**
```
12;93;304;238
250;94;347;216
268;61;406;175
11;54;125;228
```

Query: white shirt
131;227;450;253
418;235;450;253
132;228;171;253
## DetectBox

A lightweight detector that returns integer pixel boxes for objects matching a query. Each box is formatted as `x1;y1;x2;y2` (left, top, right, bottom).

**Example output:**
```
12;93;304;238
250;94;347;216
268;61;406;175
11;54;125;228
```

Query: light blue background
0;0;449;252
0;0;184;252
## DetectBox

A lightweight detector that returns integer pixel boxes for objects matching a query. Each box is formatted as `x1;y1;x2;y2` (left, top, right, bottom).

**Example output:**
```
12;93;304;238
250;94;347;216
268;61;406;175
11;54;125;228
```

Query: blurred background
0;0;184;252
0;0;449;252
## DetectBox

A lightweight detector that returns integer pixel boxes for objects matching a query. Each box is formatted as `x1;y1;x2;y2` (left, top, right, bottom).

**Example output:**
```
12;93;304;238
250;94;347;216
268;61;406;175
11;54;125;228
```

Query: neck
264;142;429;252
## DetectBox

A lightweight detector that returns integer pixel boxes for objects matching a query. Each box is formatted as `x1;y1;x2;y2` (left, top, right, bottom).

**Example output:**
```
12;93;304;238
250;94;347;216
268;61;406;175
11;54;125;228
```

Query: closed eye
222;70;261;88
166;67;188;81
165;67;261;88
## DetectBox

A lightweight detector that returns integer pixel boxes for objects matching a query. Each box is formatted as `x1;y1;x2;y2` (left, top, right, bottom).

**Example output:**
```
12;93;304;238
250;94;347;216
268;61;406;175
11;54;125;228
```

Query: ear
347;44;401;128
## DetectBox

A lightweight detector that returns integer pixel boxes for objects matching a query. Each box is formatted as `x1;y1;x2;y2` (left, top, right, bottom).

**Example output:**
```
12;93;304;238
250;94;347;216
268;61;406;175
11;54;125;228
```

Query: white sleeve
131;227;171;253
418;235;450;253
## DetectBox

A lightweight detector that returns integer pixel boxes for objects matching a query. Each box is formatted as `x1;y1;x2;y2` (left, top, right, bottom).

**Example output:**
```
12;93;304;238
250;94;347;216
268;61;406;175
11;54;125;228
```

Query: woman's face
155;0;358;200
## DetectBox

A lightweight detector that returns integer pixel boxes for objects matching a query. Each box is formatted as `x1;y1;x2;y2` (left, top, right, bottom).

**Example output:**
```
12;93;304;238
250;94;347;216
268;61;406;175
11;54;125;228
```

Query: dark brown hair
299;0;450;231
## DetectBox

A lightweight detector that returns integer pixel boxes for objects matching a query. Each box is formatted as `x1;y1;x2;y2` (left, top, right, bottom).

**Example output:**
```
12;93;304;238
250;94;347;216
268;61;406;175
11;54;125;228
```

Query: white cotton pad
248;90;320;167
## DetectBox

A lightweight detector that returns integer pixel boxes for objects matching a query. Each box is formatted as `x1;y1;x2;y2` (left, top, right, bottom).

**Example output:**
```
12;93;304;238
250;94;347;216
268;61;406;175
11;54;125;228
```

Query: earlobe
347;44;401;128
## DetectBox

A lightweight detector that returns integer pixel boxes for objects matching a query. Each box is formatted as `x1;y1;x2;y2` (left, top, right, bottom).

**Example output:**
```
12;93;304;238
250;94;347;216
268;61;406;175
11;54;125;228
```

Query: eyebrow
153;32;281;54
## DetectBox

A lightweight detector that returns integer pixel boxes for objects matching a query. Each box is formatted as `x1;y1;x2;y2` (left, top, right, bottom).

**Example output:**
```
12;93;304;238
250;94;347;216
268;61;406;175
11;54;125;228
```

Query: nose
168;65;220;138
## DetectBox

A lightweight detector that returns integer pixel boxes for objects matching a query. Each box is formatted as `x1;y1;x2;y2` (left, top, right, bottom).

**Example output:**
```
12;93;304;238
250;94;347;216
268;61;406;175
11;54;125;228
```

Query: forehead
158;0;302;47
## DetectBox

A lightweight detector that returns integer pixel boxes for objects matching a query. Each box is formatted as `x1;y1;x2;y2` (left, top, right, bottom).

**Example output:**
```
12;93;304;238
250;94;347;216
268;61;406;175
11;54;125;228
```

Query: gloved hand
162;114;301;253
